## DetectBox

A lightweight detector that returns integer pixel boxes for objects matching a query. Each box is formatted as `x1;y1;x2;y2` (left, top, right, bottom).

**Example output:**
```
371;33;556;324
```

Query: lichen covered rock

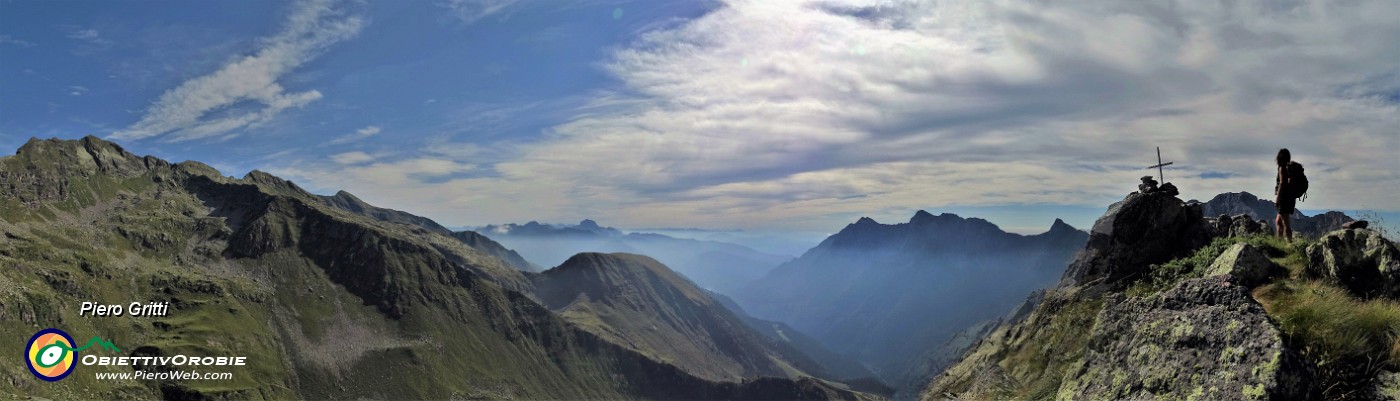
1059;276;1316;400
1206;243;1282;288
1306;229;1400;298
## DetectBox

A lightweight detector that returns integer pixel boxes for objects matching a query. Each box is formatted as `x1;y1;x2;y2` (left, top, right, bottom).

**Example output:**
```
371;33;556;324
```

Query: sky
1;0;1397;237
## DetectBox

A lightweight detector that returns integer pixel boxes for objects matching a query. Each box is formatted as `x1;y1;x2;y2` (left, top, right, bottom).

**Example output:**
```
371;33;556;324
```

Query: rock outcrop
1061;276;1317;400
1208;214;1269;238
924;189;1339;401
1307;228;1400;298
1063;191;1212;290
1206;243;1282;288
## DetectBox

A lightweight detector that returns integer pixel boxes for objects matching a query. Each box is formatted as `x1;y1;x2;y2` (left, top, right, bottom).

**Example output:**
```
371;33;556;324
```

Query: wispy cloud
0;35;36;48
67;86;88;96
66;28;112;46
440;0;520;24
328;125;381;145
110;0;365;142
331;151;375;165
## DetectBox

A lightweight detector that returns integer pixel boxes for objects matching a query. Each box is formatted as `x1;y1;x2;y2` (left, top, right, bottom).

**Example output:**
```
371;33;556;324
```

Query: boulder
1306;229;1400;298
1060;276;1317;400
1063;191;1213;289
1230;215;1266;237
1205;243;1281;288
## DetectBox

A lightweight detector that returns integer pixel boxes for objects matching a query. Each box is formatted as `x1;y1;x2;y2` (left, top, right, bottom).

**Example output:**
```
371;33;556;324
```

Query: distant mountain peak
579;219;601;229
855;217;879;225
910;210;968;225
1049;218;1077;233
1195;190;1352;236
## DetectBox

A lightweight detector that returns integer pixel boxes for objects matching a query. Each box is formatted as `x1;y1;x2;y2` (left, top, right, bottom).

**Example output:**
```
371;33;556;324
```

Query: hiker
1274;148;1303;242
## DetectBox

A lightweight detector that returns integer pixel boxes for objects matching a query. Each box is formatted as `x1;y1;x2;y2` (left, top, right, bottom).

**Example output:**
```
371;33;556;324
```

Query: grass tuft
1255;281;1400;398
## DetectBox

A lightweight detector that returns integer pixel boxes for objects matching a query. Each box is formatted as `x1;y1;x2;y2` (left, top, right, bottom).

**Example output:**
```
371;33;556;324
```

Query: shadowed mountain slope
531;252;884;394
735;211;1087;397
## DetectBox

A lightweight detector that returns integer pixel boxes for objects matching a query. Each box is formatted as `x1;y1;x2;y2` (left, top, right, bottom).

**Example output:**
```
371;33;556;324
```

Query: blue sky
1;0;1397;236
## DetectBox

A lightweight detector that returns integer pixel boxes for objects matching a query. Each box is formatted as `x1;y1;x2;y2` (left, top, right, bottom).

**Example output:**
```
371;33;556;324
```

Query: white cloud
271;0;1400;231
110;0;365;142
331;151;375;165
444;0;1398;229
441;0;520;24
328;125;381;145
67;86;88;96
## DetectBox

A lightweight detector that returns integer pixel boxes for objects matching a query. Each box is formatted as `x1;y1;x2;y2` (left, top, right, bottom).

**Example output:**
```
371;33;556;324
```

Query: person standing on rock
1275;148;1298;242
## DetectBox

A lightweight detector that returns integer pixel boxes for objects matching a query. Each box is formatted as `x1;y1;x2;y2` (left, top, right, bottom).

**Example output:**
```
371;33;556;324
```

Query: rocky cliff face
0;136;869;400
736;211;1088;397
924;190;1331;400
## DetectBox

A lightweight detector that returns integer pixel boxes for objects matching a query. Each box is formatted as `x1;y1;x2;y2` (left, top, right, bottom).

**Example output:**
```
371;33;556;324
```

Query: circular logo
26;328;76;381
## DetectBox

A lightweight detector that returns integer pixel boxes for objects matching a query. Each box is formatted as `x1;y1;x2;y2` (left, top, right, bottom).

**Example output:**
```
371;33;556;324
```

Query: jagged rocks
1060;276;1317;400
1306;229;1400;298
1208;214;1268;239
1206;243;1282;288
1064;191;1212;289
1192;192;1354;237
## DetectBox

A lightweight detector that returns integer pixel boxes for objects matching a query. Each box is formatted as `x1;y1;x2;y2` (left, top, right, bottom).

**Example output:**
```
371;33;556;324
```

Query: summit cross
1146;146;1174;183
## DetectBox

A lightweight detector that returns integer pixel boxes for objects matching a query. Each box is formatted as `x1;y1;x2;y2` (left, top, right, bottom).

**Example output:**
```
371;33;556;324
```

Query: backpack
1290;162;1309;201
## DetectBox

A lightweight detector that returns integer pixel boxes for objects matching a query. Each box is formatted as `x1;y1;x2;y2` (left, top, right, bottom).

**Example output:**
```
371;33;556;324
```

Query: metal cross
1146;146;1173;183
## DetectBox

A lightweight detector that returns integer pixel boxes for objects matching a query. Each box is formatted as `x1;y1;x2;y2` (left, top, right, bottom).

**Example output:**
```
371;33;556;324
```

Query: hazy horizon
2;0;1396;233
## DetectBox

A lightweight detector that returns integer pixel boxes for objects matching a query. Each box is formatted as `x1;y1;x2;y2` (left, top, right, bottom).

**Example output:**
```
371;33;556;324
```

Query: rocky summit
1063;191;1213;290
924;188;1389;400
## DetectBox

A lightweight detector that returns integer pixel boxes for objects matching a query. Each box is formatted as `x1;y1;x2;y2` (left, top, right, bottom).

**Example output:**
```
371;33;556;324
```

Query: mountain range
734;211;1089;397
0;137;870;400
5;136;1378;400
479;220;791;293
1190;191;1352;237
